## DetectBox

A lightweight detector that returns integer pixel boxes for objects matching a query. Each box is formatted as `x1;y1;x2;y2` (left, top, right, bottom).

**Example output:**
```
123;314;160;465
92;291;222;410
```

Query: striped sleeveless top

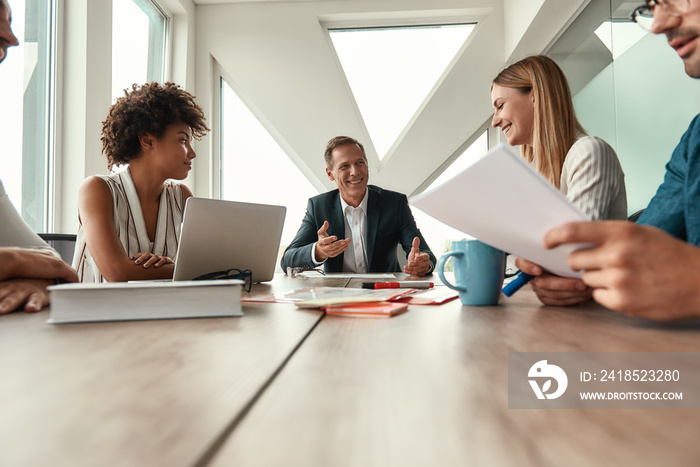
72;168;185;282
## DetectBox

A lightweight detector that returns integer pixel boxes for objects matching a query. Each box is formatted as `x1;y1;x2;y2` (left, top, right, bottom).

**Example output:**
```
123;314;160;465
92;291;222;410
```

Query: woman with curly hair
73;82;210;282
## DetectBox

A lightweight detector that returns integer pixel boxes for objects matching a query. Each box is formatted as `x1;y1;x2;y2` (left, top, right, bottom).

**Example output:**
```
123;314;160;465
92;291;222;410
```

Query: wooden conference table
1;274;700;467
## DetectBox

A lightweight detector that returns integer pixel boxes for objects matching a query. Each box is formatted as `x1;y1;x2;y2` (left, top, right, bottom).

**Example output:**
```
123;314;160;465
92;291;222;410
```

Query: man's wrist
1;248;24;280
312;242;327;265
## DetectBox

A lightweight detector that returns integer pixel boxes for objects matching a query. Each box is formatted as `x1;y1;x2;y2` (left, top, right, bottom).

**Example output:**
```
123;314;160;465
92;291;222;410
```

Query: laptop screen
173;198;286;283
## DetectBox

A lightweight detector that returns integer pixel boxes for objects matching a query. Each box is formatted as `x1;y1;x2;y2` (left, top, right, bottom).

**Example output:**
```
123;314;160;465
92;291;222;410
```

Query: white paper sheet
411;144;590;278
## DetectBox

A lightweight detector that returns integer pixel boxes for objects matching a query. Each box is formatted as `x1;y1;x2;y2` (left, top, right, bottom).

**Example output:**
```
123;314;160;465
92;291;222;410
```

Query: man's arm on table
0;248;78;314
544;221;700;321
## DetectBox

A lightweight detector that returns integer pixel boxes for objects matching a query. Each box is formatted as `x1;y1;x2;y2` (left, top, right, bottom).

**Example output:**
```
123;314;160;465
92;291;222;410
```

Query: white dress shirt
313;188;369;272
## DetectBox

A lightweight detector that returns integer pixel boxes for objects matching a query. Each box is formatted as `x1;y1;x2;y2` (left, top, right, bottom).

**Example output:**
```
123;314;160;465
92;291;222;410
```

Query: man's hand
544;221;700;321
403;237;431;277
314;221;350;261
0;248;78;283
0;278;55;314
515;257;592;306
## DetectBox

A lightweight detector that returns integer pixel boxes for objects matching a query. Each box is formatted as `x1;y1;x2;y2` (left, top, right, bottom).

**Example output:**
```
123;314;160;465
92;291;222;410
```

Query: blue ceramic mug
436;239;506;306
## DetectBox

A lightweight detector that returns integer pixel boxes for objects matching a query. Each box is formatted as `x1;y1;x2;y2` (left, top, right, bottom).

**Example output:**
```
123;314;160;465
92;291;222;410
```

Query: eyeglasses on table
193;268;252;292
286;267;325;278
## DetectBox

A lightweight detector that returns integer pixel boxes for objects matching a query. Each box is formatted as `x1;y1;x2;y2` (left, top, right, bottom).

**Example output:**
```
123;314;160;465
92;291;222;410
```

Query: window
219;77;319;269
594;20;647;60
0;0;55;231
411;130;488;258
328;24;474;160
111;0;167;102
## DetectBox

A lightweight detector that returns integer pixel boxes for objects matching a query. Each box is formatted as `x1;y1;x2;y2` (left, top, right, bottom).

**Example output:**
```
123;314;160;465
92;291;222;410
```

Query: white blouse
72;167;185;282
560;135;627;221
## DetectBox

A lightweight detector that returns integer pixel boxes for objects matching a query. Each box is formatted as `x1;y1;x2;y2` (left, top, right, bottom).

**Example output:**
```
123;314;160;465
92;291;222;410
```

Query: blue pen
502;272;535;297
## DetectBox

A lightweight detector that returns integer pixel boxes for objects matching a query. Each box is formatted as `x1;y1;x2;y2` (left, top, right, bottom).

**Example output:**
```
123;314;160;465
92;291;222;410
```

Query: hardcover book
48;279;244;324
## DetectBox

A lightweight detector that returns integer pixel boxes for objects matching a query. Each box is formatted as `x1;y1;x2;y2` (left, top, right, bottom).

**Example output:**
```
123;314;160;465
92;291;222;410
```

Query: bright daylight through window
219;78;319;260
329;24;474;161
412;130;489;258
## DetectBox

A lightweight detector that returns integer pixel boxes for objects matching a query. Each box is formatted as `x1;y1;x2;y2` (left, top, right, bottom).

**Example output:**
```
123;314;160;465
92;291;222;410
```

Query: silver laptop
173;198;286;283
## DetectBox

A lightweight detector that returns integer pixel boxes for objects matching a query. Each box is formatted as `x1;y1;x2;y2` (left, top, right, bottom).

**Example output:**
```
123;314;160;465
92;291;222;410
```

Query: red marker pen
361;281;434;289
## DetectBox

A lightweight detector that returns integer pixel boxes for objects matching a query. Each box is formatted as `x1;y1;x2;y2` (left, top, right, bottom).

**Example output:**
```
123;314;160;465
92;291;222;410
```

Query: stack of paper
244;287;413;306
247;287;415;318
411;144;590;278
397;287;459;305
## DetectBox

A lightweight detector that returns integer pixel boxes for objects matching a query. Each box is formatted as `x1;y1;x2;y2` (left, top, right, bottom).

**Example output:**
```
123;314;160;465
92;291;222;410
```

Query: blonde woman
491;54;627;221
490;55;627;306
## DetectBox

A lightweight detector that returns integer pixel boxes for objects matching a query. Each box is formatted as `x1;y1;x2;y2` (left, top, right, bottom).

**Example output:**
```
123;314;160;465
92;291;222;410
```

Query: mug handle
437;251;467;293
504;269;520;279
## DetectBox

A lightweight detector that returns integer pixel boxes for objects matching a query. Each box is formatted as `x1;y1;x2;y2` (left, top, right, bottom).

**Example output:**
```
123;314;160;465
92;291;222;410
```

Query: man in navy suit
281;136;436;276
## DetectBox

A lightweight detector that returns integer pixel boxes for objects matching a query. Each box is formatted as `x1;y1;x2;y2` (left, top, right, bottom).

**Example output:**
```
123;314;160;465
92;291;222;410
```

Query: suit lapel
328;191;345;271
366;186;380;267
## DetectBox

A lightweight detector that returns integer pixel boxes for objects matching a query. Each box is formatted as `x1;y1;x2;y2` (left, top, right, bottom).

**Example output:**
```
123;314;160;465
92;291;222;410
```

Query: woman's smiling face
491;84;535;147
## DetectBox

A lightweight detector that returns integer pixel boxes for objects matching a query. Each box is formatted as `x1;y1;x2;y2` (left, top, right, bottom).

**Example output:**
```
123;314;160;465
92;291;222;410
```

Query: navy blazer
281;185;436;274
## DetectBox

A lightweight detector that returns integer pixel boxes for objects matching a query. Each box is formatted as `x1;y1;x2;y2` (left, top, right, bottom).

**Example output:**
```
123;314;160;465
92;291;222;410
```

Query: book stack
324;301;408;318
243;285;458;318
275;287;415;319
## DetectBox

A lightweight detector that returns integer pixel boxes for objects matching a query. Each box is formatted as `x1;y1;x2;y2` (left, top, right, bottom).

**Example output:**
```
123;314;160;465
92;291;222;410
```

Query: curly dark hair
101;82;210;170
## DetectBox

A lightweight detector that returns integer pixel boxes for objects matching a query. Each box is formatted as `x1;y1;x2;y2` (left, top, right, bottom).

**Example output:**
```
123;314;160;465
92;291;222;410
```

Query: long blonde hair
491;55;585;188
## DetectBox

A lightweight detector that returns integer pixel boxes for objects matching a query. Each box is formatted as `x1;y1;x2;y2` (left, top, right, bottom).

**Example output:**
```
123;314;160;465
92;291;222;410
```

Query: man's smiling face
326;142;369;207
651;0;700;77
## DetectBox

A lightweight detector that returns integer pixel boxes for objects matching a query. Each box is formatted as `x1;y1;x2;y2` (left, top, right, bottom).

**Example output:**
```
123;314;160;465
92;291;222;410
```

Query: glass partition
548;0;700;214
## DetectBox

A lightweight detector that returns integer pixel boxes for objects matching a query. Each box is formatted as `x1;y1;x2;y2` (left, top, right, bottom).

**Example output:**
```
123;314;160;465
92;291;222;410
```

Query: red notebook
324;301;408;318
396;287;459;305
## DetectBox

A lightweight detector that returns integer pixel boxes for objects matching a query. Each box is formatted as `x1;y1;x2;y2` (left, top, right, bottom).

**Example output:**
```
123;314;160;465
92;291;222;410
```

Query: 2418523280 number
599;369;680;382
